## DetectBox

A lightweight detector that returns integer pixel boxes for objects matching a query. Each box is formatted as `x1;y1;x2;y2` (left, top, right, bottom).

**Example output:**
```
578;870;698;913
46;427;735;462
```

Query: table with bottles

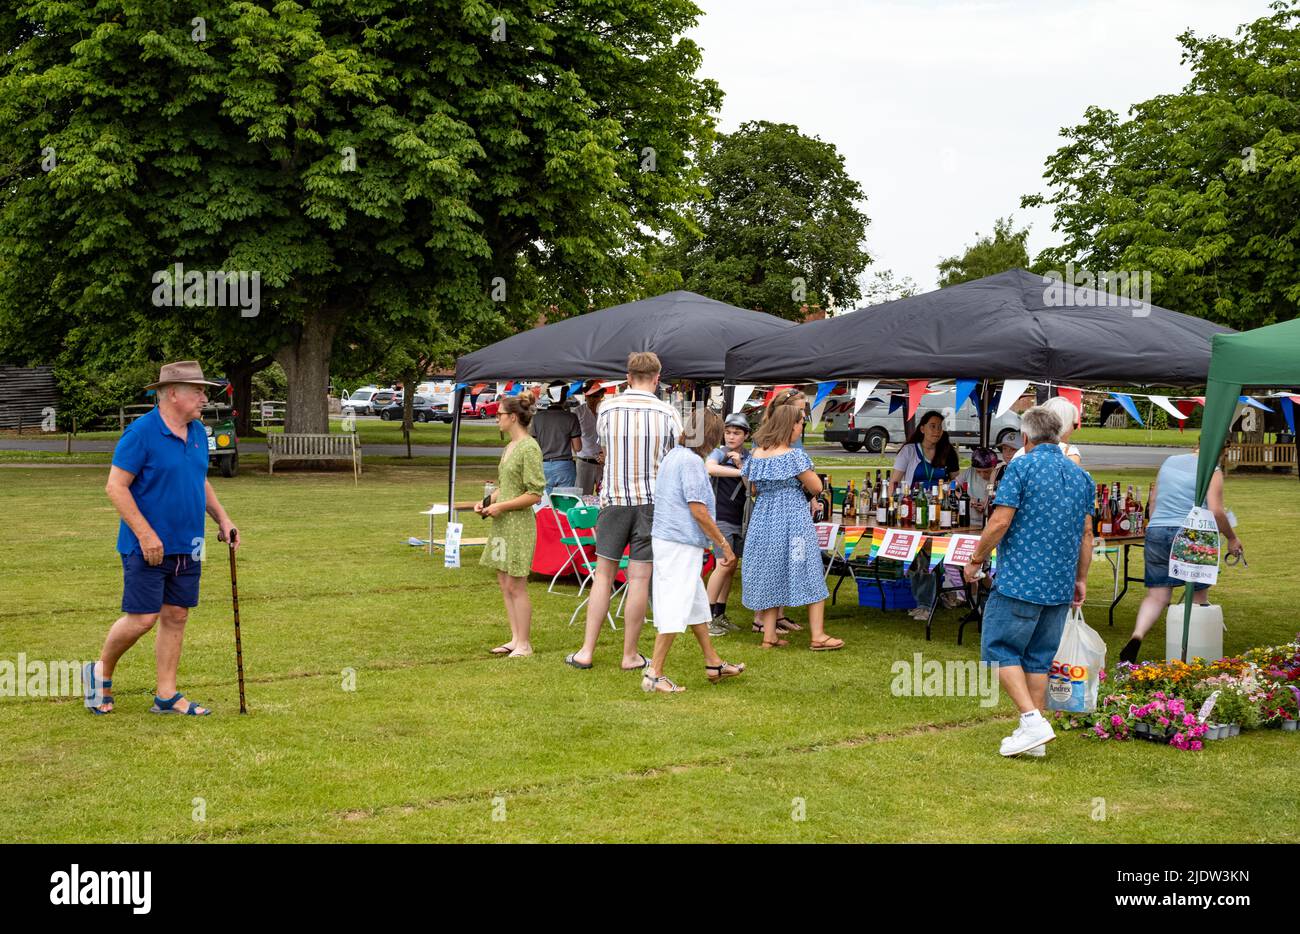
821;471;990;643
820;473;1150;640
1094;481;1152;628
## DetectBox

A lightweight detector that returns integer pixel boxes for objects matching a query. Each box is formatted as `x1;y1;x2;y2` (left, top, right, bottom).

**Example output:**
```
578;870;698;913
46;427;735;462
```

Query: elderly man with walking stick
83;362;241;716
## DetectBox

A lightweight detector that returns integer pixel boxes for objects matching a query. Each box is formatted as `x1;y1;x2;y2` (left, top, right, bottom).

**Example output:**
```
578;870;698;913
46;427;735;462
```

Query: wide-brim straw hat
144;360;224;390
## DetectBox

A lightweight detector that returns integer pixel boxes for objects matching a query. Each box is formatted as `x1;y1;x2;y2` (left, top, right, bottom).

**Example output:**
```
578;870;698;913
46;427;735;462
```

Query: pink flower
1190;741;1203;751
1158;716;1170;727
1111;714;1124;726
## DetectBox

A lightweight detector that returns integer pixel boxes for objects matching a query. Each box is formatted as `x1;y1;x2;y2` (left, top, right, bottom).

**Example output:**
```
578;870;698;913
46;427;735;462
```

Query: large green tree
1023;0;1300;329
666;120;871;318
0;1;720;431
936;216;1031;287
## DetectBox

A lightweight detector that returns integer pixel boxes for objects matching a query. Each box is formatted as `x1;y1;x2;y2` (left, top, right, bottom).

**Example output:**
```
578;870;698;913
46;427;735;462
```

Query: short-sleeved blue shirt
111;407;209;555
992;442;1095;605
652;446;716;548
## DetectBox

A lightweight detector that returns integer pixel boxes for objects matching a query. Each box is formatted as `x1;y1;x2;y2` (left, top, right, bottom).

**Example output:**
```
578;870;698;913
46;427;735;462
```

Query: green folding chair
546;493;588;593
565;506;628;630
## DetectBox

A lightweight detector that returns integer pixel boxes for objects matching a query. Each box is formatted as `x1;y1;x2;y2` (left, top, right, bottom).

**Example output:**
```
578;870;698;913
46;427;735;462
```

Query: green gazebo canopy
1177;318;1300;658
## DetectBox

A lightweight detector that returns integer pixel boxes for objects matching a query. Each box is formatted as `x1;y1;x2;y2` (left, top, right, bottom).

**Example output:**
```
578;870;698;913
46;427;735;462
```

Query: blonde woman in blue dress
742;403;843;651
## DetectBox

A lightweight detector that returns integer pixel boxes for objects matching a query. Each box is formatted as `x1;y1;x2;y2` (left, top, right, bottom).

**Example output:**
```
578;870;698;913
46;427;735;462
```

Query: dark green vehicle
203;400;239;478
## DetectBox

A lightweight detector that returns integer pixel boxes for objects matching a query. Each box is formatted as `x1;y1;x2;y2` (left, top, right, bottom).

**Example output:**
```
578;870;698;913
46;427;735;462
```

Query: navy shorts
121;553;202;614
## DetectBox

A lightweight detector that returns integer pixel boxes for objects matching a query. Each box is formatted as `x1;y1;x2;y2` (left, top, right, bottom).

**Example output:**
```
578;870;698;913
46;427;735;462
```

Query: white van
823;389;1022;453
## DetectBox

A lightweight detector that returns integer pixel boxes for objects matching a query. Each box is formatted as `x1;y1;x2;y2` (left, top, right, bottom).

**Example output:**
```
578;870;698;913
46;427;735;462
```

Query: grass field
1;462;1297;842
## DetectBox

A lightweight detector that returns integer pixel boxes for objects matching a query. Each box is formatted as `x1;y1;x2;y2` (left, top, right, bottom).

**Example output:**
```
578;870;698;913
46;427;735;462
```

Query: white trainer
1000;716;1055;757
1021;744;1046;757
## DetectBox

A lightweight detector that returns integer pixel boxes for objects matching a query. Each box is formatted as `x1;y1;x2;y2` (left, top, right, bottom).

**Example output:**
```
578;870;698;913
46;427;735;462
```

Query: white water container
1164;603;1225;662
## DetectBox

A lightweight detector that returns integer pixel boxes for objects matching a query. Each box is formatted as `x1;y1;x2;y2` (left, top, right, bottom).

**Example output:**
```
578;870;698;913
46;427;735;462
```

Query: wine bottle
958;483;970;527
876;488;888;525
940;482;953;529
901;487;913;527
844;480;856;520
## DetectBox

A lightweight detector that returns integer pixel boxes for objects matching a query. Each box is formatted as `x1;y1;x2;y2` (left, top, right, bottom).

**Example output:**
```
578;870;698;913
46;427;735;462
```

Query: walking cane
223;529;248;714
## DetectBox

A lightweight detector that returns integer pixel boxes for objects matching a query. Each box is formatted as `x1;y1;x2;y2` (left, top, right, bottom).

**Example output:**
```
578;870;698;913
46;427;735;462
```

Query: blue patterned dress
741;449;830;611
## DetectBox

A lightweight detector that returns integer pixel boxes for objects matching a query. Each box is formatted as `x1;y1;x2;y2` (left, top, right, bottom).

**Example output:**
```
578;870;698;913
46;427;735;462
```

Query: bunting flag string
1281;396;1296;435
842;527;867;561
867;527;887;562
1109;392;1144;426
952;379;978;415
852;379;879;416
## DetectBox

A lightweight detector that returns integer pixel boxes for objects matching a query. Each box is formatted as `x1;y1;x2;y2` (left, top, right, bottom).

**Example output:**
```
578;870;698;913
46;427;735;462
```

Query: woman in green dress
475;392;546;657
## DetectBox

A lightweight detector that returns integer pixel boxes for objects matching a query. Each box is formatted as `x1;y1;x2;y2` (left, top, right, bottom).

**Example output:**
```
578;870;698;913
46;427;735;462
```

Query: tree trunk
224;356;272;437
402;366;416;458
276;308;341;435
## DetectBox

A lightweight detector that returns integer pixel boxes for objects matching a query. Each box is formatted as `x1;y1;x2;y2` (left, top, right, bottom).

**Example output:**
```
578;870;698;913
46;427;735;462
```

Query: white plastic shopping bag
1047;607;1107;713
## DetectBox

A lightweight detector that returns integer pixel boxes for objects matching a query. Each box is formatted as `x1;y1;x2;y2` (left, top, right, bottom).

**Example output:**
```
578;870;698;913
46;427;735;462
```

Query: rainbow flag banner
842;526;868;561
866;527;887;562
928;537;950;570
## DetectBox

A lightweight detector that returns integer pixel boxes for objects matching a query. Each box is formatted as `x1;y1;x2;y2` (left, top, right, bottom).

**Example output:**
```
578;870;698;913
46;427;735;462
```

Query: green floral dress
480;436;546;577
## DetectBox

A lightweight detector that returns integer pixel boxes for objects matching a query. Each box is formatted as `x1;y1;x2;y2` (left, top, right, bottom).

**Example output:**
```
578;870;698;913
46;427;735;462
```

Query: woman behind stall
889;411;960;620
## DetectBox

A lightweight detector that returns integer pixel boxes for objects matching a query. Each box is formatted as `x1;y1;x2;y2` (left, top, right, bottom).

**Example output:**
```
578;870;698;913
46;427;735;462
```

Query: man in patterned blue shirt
964;406;1094;757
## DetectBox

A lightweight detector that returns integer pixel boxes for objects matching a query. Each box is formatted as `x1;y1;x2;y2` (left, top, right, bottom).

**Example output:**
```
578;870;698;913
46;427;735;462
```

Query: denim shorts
1144;525;1210;591
121;552;202;614
981;589;1069;674
714;520;744;559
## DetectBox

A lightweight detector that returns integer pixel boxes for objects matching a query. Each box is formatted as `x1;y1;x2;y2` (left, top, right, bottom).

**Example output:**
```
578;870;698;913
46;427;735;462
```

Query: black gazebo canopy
724;269;1233;386
455;290;796;384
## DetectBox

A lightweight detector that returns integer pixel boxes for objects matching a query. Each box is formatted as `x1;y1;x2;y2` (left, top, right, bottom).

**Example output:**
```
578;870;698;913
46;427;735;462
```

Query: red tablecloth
530;507;715;580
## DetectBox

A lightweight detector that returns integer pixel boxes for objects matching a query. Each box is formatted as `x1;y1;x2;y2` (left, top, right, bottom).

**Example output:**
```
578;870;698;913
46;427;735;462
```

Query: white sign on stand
1168;506;1220;586
444;521;464;569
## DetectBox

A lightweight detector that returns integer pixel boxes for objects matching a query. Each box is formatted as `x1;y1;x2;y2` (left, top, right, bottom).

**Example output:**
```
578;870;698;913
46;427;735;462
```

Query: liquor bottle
930;485;941;530
940;483;953;529
844;481;856;520
886;490;897;526
958;483;970;528
876;487;889;525
900;486;913;527
865;477;875;514
914;485;926;529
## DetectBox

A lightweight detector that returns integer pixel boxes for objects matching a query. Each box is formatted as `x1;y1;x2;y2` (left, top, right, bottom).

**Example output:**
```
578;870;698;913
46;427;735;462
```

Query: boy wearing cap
704;413;752;635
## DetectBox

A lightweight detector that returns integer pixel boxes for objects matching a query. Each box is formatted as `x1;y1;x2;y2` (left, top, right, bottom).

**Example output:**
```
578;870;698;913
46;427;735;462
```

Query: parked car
822;389;1022;453
463;392;499;419
370;389;397;411
341;387;380;416
378;395;439;422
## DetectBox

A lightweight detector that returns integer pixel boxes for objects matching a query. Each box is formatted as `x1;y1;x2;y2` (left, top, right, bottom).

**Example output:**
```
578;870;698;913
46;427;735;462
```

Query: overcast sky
689;0;1270;298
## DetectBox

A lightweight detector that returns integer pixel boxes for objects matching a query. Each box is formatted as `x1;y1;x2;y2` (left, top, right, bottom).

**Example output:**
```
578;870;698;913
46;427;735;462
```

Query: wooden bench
1224;441;1297;475
267;433;361;484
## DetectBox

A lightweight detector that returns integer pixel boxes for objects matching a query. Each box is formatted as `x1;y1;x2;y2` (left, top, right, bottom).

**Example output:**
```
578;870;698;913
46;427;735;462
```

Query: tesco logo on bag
1050;660;1087;681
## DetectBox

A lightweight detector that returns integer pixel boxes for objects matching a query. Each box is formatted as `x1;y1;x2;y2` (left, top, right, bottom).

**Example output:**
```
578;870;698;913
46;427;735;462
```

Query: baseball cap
724;413;751;434
999;432;1024;449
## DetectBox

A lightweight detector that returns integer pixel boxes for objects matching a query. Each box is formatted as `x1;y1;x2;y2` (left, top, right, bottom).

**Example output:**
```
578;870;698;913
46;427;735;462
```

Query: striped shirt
597;389;682;506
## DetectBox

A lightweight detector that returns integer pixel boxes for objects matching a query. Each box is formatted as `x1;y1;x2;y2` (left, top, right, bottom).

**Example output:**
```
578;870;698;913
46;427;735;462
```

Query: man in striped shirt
565;352;682;670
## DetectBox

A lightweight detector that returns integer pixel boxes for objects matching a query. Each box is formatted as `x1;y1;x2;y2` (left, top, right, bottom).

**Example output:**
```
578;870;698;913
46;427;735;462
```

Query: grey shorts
714;520;744;559
595;504;655;563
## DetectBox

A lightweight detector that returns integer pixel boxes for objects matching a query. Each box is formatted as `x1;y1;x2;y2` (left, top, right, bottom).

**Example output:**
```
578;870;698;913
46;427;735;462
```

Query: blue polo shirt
111;407;209;555
992;443;1095;605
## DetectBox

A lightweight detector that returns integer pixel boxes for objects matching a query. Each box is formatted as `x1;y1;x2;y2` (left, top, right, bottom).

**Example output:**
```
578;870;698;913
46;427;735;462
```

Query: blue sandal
82;661;113;715
150;692;211;716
